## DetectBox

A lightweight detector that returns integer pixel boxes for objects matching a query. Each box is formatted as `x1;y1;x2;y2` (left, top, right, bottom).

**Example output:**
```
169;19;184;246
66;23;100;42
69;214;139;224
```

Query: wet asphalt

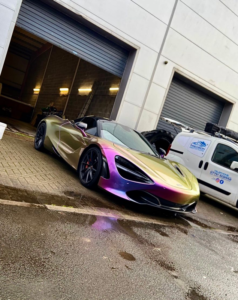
0;190;238;300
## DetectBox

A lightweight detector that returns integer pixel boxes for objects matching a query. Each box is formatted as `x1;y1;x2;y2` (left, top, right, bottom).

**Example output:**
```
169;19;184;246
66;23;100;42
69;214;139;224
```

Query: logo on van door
210;170;232;182
188;138;211;157
190;141;207;151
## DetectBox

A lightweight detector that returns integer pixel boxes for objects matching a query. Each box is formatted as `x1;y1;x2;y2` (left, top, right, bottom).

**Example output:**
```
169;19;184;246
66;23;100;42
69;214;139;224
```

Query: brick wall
34;46;78;115
65;59;121;120
21;48;51;106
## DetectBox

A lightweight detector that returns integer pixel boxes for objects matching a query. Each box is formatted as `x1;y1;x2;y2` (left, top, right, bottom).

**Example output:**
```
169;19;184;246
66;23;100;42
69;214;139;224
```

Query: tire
79;147;103;188
34;122;46;151
143;129;174;154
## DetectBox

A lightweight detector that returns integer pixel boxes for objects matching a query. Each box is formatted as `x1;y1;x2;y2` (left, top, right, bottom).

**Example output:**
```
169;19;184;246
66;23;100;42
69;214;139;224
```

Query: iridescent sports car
34;115;200;213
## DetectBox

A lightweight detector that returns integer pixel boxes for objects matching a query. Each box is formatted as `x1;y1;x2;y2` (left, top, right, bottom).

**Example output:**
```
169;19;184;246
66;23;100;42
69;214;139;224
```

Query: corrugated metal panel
157;78;224;135
16;0;129;77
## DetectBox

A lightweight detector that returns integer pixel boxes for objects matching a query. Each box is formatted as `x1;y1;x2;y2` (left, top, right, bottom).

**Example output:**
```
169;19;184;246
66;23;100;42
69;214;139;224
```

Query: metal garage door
157;77;224;135
16;0;129;77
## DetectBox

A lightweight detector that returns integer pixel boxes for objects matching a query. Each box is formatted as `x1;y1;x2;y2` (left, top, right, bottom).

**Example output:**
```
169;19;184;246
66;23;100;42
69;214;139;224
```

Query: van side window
212;144;238;169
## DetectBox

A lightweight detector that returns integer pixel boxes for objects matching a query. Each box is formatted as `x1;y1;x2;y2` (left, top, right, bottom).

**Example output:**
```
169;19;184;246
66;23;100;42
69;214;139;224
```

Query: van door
183;136;212;178
198;142;238;206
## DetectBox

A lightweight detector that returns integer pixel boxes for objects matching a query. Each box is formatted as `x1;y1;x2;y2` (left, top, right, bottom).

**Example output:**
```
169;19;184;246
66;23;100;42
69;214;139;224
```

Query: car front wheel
79;147;102;188
34;122;46;151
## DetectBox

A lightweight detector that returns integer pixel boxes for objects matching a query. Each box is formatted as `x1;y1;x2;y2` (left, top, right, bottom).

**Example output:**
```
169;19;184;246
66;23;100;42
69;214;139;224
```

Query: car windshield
100;121;157;156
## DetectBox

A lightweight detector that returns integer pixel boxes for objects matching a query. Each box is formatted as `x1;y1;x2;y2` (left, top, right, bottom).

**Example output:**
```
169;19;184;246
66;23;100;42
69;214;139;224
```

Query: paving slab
0;133;103;199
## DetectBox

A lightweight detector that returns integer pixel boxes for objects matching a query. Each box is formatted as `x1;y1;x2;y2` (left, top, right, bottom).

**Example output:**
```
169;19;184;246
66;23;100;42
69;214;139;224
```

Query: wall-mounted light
60;88;69;96
33;88;40;95
109;87;119;91
78;88;92;95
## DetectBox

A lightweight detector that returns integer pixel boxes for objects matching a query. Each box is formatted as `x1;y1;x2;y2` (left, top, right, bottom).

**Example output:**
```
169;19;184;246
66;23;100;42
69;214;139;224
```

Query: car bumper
98;156;199;214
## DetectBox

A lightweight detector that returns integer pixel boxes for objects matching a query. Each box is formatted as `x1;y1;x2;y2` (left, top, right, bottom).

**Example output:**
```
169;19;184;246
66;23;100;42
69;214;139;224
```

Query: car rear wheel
79;147;102;188
34;122;46;151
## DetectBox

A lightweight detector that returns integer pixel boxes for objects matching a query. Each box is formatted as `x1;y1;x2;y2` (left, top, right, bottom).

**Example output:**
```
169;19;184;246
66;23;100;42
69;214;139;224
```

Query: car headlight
115;156;153;184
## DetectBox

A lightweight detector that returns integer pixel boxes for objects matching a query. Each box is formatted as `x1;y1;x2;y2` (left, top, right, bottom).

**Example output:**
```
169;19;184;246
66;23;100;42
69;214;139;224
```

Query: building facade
0;0;238;132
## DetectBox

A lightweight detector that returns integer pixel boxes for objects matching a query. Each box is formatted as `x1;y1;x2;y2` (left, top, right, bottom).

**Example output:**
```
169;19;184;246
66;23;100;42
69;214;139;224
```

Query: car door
198;141;238;206
58;121;86;169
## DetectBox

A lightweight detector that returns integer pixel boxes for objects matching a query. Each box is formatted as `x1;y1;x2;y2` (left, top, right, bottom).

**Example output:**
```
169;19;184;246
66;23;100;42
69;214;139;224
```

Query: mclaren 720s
34;115;200;213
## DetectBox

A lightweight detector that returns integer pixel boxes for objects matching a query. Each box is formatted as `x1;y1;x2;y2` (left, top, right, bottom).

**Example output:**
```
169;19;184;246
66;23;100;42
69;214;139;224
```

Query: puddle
184;217;212;229
226;226;238;233
155;259;175;272
176;226;188;235
228;235;238;244
155;228;169;237
184;215;238;235
186;288;208;300
119;251;136;261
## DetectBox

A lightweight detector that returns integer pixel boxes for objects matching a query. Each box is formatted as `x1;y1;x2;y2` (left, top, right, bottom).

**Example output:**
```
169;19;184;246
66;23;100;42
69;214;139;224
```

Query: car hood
113;144;193;190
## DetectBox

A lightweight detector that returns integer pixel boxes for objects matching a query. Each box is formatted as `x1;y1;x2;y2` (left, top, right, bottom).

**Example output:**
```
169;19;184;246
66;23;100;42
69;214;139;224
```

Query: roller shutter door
157;77;224;134
16;0;129;77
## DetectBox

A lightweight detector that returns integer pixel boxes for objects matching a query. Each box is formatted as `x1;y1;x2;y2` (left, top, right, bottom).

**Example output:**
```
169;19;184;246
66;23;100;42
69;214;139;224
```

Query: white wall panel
124;73;149;107
136;109;157;132
132;0;175;24
227;120;238;132
182;0;238;46
133;47;157;80
0;0;22;73
220;0;238;16
144;83;166;114
153;56;175;88
0;0;19;10
117;101;141;128
172;2;238;73
0;5;14;48
71;0;167;52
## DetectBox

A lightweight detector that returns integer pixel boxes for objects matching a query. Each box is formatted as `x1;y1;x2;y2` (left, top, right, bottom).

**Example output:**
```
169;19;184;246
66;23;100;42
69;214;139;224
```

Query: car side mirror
230;161;238;172
75;122;87;130
158;148;166;158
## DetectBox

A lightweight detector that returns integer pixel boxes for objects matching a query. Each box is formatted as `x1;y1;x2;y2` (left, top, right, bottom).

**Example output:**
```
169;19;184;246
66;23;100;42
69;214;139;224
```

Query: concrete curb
0;198;173;226
1;199;238;236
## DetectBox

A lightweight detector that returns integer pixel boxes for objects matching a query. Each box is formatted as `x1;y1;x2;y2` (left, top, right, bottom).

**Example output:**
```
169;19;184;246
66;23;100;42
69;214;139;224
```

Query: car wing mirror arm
158;148;166;158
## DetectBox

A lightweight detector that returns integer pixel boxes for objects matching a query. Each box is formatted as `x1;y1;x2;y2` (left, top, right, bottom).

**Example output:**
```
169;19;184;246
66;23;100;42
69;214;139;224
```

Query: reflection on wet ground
91;216;120;231
0;198;237;299
1;184;238;235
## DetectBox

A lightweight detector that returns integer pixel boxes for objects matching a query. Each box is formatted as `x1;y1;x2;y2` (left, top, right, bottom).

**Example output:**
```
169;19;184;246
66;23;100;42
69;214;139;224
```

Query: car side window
85;127;98;136
212;143;238;169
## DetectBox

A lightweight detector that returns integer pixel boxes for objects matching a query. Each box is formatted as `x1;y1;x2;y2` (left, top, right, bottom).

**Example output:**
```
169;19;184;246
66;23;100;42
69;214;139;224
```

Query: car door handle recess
199;160;203;168
204;162;209;170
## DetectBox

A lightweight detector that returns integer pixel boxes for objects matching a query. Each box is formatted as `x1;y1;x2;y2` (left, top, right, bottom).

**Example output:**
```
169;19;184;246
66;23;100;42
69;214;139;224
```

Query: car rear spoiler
161;117;193;131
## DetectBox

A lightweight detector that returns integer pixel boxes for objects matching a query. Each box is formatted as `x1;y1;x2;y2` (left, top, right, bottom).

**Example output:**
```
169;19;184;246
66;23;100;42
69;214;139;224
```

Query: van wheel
142;129;174;154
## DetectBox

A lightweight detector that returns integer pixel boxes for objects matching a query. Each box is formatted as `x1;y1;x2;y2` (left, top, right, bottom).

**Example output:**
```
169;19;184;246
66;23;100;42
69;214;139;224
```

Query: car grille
127;190;196;212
